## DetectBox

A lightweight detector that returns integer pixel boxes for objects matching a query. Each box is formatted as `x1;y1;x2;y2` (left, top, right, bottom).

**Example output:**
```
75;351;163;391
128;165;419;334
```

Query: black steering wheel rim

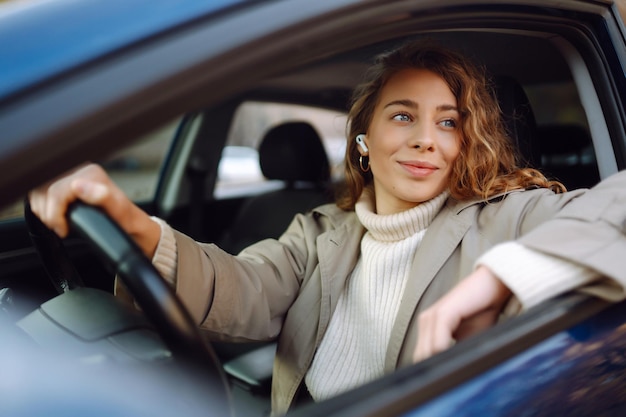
24;200;232;413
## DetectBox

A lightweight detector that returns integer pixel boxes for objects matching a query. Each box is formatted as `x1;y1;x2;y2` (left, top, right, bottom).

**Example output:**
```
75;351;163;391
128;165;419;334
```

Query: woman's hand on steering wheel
28;163;160;258
26;165;232;414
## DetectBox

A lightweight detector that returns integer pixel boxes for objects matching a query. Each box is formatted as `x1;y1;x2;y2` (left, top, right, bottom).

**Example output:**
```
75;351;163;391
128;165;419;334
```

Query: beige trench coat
170;170;626;416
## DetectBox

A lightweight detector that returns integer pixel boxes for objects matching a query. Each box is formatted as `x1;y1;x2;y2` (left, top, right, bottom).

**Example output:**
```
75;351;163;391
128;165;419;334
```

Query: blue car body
405;302;626;417
0;0;249;99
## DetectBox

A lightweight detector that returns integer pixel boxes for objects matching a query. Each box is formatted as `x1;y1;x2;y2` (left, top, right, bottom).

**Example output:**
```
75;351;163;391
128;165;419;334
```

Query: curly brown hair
336;40;564;210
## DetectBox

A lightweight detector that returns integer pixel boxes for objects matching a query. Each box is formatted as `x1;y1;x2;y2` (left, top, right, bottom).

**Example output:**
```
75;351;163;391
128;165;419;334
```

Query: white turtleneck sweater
304;191;449;401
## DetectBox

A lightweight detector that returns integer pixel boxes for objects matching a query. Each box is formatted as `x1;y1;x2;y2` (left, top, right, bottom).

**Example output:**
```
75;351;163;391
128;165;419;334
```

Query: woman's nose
409;123;435;150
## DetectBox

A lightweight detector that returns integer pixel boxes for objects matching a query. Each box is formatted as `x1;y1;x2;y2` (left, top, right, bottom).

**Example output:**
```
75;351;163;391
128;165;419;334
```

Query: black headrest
494;76;540;167
259;121;330;183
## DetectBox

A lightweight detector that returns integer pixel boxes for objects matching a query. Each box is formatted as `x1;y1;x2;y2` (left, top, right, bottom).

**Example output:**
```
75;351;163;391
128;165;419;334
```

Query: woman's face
360;68;461;215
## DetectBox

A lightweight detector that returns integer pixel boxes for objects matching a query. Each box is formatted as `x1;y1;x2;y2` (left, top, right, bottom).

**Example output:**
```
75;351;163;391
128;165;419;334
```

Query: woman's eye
440;119;457;128
392;113;411;122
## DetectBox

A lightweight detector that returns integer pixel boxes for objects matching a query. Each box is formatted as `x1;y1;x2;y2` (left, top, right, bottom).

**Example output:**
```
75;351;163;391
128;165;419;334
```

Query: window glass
101;118;180;202
0;119;179;221
525;82;587;127
214;101;347;199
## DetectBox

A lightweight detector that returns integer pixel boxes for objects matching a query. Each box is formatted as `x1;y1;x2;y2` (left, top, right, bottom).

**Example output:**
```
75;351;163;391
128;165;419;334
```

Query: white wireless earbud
355;134;369;153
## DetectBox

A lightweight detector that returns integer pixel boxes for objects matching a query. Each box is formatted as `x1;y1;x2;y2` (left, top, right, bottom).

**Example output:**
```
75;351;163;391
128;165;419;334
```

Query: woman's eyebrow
383;100;458;113
384;99;418;109
437;104;459;112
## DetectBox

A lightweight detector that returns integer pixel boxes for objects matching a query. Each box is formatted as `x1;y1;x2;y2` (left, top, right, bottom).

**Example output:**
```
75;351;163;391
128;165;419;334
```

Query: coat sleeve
480;170;626;308
518;170;626;296
171;210;326;342
478;241;607;309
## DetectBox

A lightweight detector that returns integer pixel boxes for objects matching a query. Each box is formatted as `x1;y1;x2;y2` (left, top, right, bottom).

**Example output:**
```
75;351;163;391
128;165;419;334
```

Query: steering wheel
24;200;232;414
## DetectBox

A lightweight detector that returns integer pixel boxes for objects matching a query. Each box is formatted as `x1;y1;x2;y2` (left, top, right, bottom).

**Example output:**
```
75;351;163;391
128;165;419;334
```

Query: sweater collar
355;190;449;242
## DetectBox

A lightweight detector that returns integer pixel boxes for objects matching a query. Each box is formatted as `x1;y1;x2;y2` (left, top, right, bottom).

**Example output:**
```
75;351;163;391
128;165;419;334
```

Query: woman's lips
399;160;438;177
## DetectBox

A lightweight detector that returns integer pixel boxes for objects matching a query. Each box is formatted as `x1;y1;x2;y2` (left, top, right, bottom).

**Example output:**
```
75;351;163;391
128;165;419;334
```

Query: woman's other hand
28;163;161;258
413;266;512;362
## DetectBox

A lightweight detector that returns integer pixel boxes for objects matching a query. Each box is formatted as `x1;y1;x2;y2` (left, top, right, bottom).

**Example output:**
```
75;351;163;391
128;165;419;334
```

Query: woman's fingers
29;164;114;237
413;266;512;362
30;177;75;238
452;307;500;341
70;178;110;204
28;163;161;258
414;299;459;362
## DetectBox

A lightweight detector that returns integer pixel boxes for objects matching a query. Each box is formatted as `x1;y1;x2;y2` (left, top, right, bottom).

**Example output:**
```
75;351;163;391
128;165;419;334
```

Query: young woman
29;41;626;415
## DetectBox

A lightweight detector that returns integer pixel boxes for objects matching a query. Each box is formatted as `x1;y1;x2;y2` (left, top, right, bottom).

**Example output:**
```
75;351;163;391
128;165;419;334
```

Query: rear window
214;101;347;199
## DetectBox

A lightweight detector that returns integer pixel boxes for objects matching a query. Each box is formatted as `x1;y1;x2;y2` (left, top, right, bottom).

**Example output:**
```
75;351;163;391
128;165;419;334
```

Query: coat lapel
316;214;364;343
384;200;478;370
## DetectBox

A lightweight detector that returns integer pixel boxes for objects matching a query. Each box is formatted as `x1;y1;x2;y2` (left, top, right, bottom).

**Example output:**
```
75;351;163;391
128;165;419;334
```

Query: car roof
0;0;251;100
0;0;617;103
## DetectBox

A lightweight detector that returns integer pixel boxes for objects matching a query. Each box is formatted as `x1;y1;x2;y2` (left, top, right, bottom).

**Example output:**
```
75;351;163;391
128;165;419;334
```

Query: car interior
2;6;625;416
114;30;608;413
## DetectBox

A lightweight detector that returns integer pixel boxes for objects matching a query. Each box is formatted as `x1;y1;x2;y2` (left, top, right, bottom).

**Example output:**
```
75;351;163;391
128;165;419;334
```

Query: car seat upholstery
493;75;542;168
537;124;600;189
492;77;603;191
218;121;334;253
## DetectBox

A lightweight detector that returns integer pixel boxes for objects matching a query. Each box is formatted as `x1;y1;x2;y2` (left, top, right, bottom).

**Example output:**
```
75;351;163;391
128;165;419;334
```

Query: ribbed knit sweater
304;191;449;401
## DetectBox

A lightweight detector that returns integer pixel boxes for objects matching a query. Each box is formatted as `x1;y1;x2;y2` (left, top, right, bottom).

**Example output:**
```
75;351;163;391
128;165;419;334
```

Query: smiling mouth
399;161;438;177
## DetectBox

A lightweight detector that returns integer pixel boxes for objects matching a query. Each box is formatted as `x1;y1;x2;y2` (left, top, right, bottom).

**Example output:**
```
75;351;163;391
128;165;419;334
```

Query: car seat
218;121;334;255
493;75;541;168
